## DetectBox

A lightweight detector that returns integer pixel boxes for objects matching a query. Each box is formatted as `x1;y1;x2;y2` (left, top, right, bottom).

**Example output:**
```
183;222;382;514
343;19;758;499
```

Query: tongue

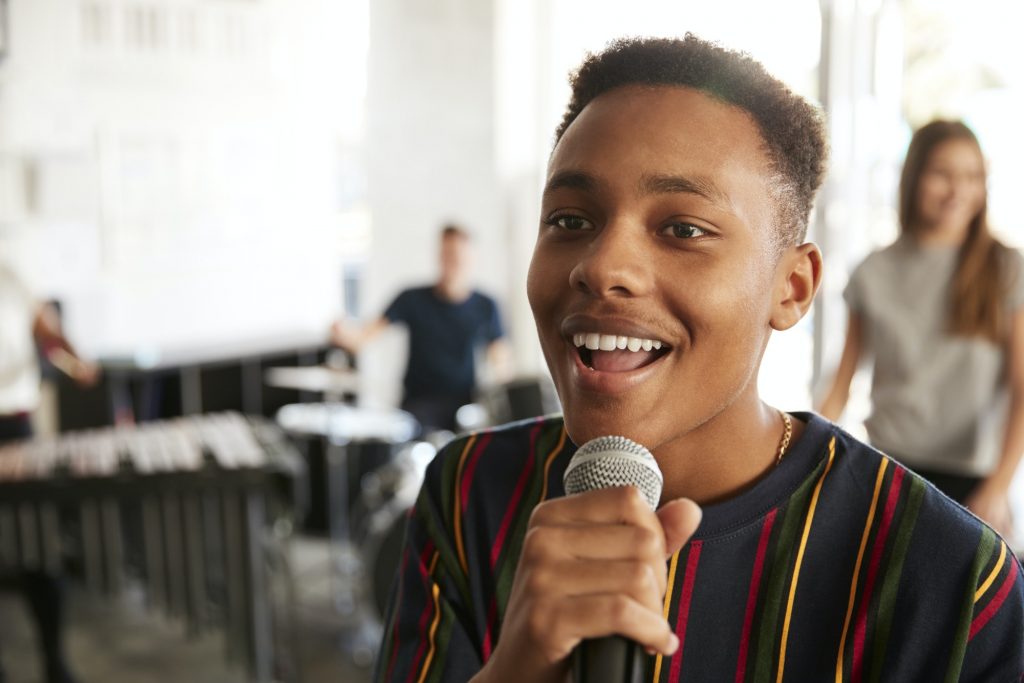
590;349;659;373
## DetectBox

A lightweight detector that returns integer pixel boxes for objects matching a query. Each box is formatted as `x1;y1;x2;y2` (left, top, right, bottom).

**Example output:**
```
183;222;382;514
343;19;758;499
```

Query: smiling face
913;138;986;240
528;85;790;453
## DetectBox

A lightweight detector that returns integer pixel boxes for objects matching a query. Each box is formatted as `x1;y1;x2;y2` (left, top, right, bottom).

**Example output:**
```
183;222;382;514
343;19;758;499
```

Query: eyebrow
543;170;730;209
543;170;597;195
639;173;730;208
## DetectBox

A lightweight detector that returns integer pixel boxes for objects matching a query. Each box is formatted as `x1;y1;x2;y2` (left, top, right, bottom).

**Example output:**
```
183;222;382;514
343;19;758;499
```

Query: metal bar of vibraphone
100;498;123;594
142;496;167;610
163;490;187;618
183;492;208;632
241;488;272;683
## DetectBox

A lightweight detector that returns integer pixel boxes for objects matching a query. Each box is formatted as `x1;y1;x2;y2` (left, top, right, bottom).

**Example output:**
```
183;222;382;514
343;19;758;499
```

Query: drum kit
267;365;559;668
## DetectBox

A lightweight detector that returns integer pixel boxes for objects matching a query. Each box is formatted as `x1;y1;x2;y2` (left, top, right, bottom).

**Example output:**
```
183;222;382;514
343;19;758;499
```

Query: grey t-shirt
844;236;1024;476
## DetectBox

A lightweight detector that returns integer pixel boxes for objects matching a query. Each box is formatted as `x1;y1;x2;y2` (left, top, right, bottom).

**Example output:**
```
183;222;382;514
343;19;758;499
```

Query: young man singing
374;35;1024;682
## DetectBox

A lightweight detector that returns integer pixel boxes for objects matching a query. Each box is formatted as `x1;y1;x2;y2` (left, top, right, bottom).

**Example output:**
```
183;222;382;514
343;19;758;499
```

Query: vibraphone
0;412;304;682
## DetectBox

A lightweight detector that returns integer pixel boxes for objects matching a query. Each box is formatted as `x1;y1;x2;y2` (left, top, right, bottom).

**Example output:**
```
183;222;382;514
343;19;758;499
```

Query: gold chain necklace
775;410;793;465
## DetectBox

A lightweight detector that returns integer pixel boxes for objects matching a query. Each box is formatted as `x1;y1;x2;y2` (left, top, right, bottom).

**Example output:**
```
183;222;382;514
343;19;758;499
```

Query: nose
568;220;653;298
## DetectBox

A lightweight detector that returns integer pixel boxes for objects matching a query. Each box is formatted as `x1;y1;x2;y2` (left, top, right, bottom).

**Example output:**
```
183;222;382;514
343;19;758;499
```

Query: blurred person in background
1;255;98;683
330;224;510;433
819;120;1024;538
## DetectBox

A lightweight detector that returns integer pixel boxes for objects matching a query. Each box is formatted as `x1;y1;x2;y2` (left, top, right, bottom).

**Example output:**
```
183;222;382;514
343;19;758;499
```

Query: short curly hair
555;35;829;247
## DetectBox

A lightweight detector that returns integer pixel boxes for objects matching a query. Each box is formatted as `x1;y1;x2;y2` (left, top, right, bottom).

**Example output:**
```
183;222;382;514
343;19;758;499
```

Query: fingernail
667;633;680;654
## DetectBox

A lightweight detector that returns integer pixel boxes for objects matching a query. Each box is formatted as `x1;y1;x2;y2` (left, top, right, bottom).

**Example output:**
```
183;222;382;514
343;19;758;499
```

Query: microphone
563;435;664;683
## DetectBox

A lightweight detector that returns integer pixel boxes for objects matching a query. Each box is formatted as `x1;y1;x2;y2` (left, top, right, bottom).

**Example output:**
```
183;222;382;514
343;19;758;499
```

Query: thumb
656;498;702;557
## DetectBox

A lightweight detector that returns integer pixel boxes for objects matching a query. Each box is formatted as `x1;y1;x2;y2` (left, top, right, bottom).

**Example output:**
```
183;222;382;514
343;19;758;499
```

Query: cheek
526;247;560;320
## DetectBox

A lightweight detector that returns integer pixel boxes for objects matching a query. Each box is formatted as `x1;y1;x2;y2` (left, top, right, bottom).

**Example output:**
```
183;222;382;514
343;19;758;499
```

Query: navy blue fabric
383;287;503;404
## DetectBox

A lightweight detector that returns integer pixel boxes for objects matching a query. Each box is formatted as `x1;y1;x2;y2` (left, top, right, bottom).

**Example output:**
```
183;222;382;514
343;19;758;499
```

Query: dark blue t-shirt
383;287;503;402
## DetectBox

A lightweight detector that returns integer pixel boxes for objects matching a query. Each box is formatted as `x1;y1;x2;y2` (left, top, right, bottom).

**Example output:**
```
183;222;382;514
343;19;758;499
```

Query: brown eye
662;222;709;239
548;215;594;231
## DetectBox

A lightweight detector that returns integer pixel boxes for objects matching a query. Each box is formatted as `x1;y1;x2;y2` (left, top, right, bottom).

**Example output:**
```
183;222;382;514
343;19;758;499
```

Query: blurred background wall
1;0;1023;427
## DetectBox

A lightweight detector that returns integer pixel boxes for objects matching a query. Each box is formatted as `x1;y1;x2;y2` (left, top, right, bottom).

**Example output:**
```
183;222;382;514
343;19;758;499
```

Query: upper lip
561;313;672;346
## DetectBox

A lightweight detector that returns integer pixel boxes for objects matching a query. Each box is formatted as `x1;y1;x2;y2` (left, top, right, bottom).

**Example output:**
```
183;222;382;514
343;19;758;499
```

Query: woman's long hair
898;120;1012;343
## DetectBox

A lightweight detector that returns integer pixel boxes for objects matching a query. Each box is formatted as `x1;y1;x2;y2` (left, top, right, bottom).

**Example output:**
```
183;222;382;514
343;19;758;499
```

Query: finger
533;486;660;528
657;498;703;557
529;559;664;613
524;523;666;565
545;594;679;657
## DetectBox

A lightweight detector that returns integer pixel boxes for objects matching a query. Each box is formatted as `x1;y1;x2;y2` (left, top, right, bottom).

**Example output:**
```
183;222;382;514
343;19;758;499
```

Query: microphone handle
571;635;644;683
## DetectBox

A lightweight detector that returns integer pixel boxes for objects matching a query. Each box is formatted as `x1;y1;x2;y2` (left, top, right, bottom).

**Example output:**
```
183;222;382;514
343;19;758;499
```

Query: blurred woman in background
819;120;1024;538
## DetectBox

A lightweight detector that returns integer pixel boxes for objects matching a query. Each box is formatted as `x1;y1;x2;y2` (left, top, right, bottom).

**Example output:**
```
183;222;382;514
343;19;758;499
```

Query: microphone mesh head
563;435;663;510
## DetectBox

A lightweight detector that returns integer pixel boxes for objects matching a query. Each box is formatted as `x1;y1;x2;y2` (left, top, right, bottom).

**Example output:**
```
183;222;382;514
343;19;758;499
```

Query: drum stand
324;438;379;667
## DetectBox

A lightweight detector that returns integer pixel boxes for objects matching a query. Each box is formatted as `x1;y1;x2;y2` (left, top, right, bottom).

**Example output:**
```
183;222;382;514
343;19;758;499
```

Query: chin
562;401;660;448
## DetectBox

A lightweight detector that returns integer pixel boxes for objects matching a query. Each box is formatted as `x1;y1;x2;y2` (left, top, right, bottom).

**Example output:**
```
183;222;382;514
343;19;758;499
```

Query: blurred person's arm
817;311;863;421
485;338;513;384
32;303;100;387
966;308;1024;537
329;316;390;354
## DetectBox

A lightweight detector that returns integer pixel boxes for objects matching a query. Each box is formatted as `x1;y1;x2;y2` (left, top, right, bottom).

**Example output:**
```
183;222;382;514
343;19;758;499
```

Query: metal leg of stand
39;504;62;576
0;507;17;568
142;497;166;610
222;490;246;665
183;494;207;632
241;490;272;682
163;493;186;618
325;440;361;617
101;498;123;595
80;500;103;591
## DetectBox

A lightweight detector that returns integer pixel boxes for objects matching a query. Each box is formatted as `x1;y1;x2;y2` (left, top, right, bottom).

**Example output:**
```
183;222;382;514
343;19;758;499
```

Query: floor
0;537;375;683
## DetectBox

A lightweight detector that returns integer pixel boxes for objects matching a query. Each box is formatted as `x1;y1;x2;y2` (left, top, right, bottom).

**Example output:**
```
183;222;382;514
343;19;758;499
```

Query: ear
770;242;822;331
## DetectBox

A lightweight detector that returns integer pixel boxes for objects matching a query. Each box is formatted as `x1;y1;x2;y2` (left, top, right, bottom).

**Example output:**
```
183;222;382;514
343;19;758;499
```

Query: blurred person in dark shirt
331;224;510;433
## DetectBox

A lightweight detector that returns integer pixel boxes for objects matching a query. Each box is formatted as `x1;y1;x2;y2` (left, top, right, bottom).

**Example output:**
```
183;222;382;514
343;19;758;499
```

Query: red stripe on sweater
851;466;905;682
405;546;438;683
482;421;544;661
970;562;1019;640
734;509;778;683
669;541;703;683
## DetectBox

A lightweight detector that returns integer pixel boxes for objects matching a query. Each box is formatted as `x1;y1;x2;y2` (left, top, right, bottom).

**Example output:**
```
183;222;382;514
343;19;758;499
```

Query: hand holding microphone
474;436;701;683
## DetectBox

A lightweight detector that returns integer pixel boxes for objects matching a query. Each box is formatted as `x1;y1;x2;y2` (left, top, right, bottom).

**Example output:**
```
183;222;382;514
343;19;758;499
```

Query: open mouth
572;332;671;373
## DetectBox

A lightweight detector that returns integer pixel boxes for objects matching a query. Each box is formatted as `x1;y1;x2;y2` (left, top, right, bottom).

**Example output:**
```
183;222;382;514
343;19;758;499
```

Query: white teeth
571;332;667;353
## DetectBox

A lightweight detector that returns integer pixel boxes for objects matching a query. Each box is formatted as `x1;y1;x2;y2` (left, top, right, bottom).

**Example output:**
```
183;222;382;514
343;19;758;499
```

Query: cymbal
263;366;360;394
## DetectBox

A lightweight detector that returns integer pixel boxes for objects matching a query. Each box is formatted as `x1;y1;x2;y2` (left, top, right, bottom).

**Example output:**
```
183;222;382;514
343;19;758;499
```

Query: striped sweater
374;412;1024;682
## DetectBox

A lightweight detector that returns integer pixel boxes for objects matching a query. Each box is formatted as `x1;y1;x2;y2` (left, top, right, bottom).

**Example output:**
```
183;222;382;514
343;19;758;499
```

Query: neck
436;279;471;302
654;393;800;505
911;222;969;248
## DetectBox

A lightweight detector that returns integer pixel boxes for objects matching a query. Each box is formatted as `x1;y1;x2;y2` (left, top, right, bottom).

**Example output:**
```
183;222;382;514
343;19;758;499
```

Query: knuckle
528;500;554;526
633;526;663;559
521;527;555;563
609;595;634;626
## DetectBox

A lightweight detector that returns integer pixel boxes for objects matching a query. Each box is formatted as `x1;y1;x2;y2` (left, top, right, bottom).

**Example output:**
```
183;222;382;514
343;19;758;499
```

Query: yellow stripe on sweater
652;550;683;682
417;552;442;683
975;541;1007;603
777;436;836;683
834;458;889;683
